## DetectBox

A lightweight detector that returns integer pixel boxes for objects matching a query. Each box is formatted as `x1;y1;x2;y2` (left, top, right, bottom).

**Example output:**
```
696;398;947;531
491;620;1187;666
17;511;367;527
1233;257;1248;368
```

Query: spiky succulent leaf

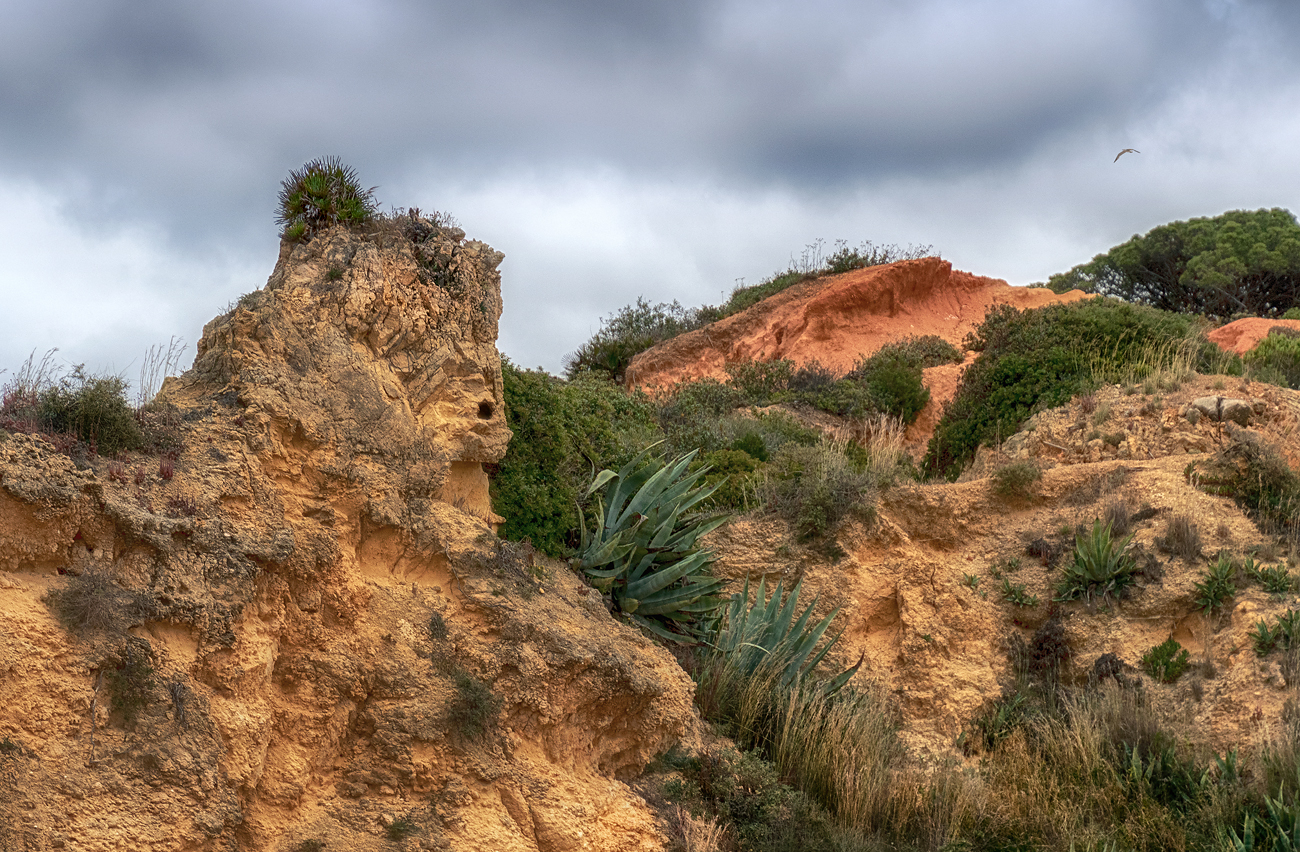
578;447;727;643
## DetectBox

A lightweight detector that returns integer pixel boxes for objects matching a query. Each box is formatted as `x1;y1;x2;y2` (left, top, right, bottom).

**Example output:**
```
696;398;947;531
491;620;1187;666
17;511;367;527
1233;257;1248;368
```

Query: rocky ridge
0;220;697;852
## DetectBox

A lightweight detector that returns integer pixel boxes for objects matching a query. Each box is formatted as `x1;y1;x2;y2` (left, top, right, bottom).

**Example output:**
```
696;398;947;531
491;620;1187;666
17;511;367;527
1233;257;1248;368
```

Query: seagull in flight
1114;148;1140;162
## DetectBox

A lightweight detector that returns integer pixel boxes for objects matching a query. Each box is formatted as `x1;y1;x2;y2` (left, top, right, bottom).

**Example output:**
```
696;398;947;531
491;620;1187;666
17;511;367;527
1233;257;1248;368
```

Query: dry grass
840;413;907;485
1089;335;1203;392
671;806;725;852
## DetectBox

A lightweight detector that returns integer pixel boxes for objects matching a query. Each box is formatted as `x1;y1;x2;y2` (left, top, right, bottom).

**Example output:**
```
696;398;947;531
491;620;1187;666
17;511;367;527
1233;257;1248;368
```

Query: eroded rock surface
0;221;696;852
625;257;1087;392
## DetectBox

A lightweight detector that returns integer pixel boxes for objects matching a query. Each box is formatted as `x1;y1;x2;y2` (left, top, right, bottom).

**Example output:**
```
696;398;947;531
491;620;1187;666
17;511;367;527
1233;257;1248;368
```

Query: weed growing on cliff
386;815;419;841
1156;512;1203;561
447;670;502;742
991;460;1042;502
45;568;147;636
1001;578;1039;607
103;639;155;727
1251;559;1295;595
1193;433;1300;540
658;743;843;852
276;156;377;241
1142;638;1192;683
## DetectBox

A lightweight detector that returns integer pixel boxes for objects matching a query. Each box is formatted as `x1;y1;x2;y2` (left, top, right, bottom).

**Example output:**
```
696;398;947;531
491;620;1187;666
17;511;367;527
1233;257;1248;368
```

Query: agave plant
708;575;860;694
1055;520;1137;603
577;445;728;643
276;156;378;241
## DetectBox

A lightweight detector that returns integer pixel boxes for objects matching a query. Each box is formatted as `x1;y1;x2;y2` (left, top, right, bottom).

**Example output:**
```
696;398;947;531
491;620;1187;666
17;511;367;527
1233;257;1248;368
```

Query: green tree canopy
1046;208;1300;318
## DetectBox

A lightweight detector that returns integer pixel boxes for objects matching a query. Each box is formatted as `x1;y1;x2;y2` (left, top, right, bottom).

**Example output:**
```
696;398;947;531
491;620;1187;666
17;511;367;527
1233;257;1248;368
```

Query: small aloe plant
577;444;728;643
1055;520;1137;604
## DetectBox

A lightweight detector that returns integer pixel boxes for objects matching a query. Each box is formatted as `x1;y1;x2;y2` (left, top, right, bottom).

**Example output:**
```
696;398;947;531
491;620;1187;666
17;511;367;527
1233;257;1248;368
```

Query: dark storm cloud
2;0;1284;237
2;0;1299;376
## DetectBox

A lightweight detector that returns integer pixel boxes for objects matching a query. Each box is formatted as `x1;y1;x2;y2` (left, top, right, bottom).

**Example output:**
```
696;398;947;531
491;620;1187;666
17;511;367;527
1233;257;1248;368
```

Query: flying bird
1114;148;1140;162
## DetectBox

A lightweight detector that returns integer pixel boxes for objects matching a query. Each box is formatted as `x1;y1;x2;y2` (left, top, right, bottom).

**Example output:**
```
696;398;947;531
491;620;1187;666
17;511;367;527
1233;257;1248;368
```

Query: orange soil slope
625;257;1089;392
1208;317;1300;355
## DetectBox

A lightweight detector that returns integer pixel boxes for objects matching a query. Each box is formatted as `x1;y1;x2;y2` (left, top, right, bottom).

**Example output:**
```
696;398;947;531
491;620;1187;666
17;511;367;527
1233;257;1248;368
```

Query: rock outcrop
0;219;697;851
1208;318;1300;355
625;257;1088;391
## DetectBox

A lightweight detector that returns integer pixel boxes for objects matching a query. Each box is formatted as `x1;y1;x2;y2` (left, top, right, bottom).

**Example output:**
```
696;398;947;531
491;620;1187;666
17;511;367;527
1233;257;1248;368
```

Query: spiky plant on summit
276;156;378;242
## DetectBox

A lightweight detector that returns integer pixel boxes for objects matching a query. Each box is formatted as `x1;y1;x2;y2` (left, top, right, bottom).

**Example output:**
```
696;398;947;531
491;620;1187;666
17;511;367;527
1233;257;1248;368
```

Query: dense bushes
491;361;660;556
1246;327;1300;389
1045;207;1300;318
923;298;1222;479
1;356;152;457
562;298;714;383
1191;432;1300;538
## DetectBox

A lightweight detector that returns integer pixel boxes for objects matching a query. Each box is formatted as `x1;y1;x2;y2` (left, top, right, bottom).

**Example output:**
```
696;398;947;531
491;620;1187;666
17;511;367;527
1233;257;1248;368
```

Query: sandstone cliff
625;257;1087;391
0;218;697;852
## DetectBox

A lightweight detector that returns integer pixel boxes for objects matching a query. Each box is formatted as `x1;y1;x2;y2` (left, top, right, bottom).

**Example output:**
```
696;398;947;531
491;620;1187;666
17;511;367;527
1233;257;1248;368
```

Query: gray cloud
1;0;1298;377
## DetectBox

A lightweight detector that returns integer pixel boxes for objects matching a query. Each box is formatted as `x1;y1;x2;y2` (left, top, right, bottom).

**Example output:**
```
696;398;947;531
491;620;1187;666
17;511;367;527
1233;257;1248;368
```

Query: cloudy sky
1;0;1298;384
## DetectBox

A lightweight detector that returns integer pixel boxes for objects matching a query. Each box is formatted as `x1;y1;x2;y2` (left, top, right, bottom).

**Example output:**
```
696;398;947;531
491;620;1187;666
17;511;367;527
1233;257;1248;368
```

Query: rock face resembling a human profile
0;213;698;852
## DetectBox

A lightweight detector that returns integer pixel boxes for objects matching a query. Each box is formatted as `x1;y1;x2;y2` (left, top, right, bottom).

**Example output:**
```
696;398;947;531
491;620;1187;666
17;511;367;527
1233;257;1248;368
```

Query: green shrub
428;611;448;641
660;744;842;852
695;448;760;511
886;334;964;368
1246;329;1300;390
1193;554;1236;613
724;359;795;402
36;367;144;455
656;377;743;457
729;431;770;462
1285;307;1300;320
1056;520;1137;603
563;298;711;383
849;346;930;423
1142;638;1191;683
991;461;1042;502
924;298;1218;480
576;446;727;643
447;670;501;742
760;442;877;542
1193;433;1300;536
491;361;661;556
104;640;155;726
276;156;377;241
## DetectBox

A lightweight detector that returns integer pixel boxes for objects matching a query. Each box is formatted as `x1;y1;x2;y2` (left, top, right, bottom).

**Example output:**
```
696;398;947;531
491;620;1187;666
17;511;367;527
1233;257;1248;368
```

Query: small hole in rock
477;401;494;419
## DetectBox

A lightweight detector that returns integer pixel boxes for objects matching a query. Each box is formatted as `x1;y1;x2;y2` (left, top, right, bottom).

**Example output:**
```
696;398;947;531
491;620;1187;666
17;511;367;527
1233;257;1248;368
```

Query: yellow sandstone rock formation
0;218;697;852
